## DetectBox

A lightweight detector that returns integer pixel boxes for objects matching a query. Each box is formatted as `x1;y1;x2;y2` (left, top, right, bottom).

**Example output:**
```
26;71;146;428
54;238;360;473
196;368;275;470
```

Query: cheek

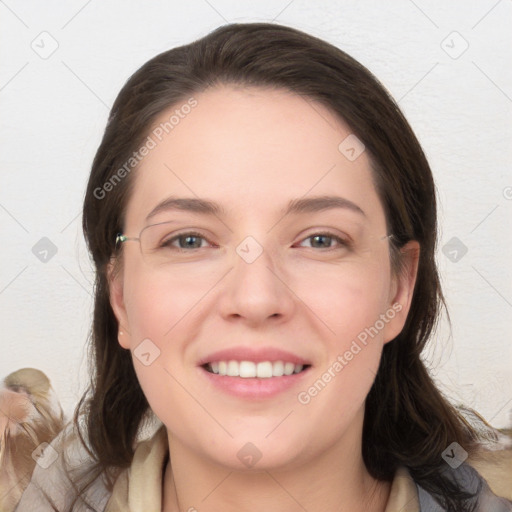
292;259;391;411
120;265;216;427
294;256;393;346
295;286;387;438
122;262;215;342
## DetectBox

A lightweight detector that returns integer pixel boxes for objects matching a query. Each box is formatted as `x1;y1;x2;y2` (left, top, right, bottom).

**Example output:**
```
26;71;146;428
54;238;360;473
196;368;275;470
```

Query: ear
382;240;420;344
107;259;131;350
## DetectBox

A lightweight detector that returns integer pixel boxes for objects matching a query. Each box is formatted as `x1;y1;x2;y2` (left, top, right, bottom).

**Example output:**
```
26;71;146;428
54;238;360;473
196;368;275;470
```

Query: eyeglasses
116;220;396;267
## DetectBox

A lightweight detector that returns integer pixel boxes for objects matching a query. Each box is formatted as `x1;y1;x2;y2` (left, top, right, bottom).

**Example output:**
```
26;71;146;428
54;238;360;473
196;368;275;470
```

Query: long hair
76;22;490;511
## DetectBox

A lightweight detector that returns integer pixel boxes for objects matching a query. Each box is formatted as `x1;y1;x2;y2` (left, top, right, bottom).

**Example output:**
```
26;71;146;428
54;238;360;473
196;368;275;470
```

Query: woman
15;22;512;512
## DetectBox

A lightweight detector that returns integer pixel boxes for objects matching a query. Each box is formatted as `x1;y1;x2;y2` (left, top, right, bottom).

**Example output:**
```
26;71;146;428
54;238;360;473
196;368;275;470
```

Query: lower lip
199;366;310;399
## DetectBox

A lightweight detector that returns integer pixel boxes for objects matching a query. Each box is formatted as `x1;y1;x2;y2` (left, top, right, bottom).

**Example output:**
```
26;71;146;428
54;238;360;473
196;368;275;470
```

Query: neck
162;409;391;512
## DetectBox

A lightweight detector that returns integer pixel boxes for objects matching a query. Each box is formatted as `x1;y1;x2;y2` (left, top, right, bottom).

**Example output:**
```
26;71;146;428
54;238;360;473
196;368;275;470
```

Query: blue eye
299;233;348;249
164;232;210;250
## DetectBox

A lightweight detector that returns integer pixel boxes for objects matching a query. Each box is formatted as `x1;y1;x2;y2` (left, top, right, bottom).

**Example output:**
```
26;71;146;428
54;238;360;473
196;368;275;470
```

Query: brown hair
75;22;490;511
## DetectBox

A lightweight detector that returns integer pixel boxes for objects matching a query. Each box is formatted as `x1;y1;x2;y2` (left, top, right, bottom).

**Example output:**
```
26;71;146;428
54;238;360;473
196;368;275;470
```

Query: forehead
124;84;384;230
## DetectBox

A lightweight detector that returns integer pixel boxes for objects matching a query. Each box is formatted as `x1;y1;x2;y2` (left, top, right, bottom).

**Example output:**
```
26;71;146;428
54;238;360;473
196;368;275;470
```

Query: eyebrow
146;197;224;220
284;195;366;217
145;194;366;221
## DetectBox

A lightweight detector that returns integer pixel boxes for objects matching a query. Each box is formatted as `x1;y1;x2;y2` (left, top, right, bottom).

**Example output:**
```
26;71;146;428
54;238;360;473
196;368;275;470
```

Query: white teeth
207;360;306;378
284;362;295;375
272;360;284;377
256;362;273;378
227;360;238;377
239;361;256;378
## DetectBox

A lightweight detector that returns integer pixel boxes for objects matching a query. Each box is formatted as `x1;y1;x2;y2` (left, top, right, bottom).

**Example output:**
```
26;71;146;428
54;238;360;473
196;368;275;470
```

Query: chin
196;430;309;473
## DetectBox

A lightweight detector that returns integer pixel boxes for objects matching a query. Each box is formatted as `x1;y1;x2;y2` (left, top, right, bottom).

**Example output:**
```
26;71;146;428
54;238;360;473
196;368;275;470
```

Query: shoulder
466;448;512;502
15;421;111;512
414;448;512;511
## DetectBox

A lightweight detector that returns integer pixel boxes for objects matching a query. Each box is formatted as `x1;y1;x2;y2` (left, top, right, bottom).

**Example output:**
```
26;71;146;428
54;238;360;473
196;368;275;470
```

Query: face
109;84;418;471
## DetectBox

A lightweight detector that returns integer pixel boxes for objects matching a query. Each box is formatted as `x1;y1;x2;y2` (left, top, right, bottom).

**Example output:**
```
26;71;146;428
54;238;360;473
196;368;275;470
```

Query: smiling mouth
202;360;311;378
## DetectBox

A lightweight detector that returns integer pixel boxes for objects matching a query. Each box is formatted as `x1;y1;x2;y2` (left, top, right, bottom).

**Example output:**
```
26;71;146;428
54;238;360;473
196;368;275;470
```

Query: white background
1;0;511;428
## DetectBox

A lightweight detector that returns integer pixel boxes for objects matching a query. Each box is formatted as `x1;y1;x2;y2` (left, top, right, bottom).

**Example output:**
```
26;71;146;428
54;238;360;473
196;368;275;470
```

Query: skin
109;84;419;512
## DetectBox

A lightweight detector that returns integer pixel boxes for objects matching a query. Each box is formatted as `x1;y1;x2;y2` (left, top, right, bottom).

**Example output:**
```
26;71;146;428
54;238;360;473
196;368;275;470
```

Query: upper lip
197;346;311;366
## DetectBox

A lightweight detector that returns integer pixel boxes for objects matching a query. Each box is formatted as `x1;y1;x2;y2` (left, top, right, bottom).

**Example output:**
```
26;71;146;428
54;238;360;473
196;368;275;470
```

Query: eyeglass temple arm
115;233;140;245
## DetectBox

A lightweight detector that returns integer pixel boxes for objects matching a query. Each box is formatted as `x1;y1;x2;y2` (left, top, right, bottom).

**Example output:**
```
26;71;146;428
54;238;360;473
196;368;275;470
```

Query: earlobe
107;259;131;349
383;241;420;343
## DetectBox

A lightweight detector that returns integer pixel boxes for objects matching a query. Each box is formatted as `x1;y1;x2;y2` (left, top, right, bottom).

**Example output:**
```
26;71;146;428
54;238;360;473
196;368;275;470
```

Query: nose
217;240;296;326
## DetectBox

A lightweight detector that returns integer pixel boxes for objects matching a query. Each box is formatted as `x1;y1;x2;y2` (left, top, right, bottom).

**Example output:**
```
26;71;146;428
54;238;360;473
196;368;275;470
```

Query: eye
297;232;349;250
162;232;212;250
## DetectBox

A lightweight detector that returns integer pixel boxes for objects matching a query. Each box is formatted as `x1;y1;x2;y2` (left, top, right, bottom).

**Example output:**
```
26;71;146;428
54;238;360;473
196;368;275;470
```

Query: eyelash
161;231;350;251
